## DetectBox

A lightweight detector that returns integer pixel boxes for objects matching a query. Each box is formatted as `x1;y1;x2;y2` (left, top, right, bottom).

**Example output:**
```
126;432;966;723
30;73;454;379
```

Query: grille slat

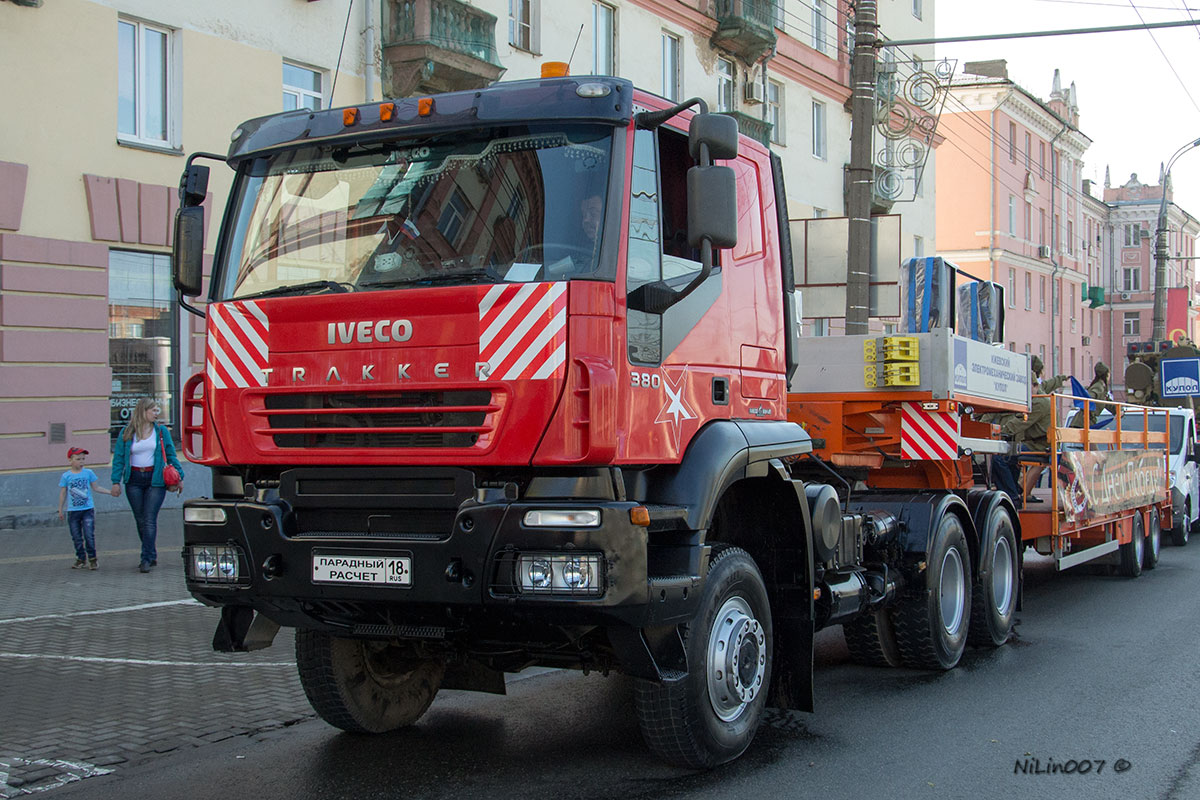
264;390;492;449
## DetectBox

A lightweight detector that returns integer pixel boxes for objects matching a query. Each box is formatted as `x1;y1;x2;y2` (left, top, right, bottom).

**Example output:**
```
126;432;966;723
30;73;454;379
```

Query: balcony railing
710;0;778;64
383;0;505;97
719;111;773;147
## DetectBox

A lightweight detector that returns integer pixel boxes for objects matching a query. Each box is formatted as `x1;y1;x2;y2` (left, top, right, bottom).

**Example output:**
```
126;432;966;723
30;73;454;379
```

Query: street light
1151;135;1200;342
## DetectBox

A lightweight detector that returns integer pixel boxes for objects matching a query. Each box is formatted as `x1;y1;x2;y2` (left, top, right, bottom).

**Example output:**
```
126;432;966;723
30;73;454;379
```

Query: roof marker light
541;61;570;78
418;97;434;116
343;108;358;126
576;82;611;99
379;102;395;121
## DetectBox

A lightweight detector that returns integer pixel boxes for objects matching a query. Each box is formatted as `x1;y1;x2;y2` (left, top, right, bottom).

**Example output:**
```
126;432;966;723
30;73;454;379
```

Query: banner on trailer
1057;449;1164;524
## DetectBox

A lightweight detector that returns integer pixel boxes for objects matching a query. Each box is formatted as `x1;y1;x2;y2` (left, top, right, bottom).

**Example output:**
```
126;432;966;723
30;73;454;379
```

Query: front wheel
892;512;972;670
296;630;445;733
1172;499;1191;546
634;547;772;769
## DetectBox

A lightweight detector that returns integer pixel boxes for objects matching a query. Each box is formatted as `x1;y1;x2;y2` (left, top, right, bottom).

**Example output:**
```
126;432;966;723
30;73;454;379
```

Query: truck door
622;124;730;462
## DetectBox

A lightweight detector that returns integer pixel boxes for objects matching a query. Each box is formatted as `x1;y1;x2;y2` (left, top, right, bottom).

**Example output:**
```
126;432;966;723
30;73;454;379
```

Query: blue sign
1160;357;1200;397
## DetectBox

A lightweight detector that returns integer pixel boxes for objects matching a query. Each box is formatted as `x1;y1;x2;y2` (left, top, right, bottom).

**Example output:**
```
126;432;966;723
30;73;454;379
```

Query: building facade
0;0;937;508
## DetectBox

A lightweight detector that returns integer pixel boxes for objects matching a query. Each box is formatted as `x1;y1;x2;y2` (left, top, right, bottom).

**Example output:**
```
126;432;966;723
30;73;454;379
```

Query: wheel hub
939;546;965;636
707;597;767;722
991;533;1014;614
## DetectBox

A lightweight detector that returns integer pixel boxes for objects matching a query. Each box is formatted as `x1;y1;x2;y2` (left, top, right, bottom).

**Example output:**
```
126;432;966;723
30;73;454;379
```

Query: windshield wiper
359;268;499;289
237;280;354;300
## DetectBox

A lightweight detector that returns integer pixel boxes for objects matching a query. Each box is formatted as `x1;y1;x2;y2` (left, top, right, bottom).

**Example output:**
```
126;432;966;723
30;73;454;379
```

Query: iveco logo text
327;319;413;345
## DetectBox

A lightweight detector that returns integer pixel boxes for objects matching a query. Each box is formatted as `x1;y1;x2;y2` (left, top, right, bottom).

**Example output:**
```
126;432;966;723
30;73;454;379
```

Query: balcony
383;0;505;98
719;111;773;147
710;0;778;65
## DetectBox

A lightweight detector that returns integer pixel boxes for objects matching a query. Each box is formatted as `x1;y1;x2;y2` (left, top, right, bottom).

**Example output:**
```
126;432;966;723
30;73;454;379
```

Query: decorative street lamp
1151;135;1200;343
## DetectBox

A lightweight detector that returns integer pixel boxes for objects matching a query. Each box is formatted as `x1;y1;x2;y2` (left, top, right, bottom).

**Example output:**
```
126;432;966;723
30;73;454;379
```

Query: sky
934;0;1200;218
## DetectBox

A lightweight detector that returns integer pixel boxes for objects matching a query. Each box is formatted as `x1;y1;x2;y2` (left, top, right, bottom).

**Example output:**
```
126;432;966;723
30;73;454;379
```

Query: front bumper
182;491;690;631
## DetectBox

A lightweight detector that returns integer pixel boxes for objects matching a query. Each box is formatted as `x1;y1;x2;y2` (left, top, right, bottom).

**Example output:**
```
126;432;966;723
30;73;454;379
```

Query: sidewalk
0;510;312;796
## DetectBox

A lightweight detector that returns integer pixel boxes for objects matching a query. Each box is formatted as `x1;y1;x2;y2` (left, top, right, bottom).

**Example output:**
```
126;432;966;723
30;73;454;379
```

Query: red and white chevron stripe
207;300;269;389
900;402;960;461
478;282;567;381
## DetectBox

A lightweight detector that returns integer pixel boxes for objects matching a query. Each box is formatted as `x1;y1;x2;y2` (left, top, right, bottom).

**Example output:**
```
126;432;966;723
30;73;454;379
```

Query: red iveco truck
170;73;1162;769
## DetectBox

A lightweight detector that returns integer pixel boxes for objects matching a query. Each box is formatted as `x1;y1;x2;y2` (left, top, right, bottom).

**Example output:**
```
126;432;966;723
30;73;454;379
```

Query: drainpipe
989;88;1016;285
1107;218;1116;392
1049;121;1068;375
364;0;377;102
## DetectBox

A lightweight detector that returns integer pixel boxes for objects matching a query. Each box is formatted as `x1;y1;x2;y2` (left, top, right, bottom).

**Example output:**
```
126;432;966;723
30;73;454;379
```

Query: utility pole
845;0;877;334
1151;136;1200;343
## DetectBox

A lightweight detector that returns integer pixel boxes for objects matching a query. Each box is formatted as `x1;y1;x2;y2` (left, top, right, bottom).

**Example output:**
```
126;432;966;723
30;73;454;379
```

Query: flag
1069;376;1089;409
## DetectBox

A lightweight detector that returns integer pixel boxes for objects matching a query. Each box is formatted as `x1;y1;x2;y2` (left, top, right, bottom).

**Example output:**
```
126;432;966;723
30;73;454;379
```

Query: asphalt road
44;539;1200;800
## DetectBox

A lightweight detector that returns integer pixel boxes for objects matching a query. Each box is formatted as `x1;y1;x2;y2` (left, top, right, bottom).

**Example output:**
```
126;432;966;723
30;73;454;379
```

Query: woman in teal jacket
111;398;184;573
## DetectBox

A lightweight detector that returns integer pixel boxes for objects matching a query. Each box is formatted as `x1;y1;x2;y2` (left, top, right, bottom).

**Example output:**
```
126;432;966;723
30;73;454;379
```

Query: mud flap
212;606;280;652
608;624;688;682
442;660;507;695
767;590;815;712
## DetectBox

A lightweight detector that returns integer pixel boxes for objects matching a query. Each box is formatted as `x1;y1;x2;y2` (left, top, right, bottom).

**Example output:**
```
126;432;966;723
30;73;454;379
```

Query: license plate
312;554;411;586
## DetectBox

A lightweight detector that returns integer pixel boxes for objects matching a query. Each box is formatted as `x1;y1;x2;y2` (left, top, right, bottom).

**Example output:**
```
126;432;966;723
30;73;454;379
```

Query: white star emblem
655;369;697;451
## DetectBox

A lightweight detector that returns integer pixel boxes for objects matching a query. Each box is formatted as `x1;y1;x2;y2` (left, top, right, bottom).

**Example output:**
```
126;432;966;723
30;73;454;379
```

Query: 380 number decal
631;371;661;389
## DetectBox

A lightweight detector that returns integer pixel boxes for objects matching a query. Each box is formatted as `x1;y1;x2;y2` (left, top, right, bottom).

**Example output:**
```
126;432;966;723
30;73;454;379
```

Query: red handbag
159;434;182;487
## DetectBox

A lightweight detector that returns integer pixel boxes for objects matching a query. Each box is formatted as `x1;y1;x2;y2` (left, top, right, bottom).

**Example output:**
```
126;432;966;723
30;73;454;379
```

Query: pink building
936;63;1098;380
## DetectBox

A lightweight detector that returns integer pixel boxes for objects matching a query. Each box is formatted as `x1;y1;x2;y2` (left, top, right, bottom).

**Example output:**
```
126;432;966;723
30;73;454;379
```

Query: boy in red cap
57;447;112;569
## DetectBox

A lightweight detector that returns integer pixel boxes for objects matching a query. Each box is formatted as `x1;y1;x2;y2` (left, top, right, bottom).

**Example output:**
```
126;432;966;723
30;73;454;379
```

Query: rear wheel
892;512;972;670
1118;514;1145;578
635;546;772;769
968;503;1019;648
296;630;445;733
1144;509;1161;570
843;609;901;667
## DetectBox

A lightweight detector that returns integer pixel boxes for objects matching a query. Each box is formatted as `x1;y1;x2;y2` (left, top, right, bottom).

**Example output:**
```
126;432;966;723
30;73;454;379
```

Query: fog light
217;551;238;578
523;509;601;528
194;548;216;578
184;507;227;524
561;558;591;589
526;558;553;589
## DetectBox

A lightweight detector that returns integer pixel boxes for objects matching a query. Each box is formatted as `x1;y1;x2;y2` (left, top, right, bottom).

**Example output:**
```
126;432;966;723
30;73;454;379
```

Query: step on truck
170;71;1164;769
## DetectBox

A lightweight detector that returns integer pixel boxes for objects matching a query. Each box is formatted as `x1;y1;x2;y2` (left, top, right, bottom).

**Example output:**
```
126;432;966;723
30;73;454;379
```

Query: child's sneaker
88;558;98;570
71;559;86;569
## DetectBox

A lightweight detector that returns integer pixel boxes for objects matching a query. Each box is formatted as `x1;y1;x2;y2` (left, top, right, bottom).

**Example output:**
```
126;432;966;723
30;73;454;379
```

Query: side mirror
688;165;737;249
688;113;739;163
180;163;210;207
173;206;205;297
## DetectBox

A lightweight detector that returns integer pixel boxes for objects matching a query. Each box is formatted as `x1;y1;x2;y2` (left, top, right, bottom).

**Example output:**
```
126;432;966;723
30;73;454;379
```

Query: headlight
188;544;245;584
516;553;603;596
523;509;601;528
184;507;227;524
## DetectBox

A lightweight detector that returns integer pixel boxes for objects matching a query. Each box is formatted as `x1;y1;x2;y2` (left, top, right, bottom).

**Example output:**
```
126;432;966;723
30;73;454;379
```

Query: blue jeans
125;471;166;565
67;508;96;561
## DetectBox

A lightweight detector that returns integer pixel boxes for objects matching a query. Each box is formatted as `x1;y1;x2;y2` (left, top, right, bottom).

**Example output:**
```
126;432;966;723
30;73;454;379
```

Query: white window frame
912;0;923;20
716;57;735;113
1123;223;1141;248
117;17;178;149
592;2;615;76
1008;268;1016;308
811;100;827;160
509;0;539;53
1008;195;1016;235
283;62;324;112
662;32;681;102
1123;266;1141;292
767;80;784;145
812;0;829;55
913;235;924;258
1124;312;1140;337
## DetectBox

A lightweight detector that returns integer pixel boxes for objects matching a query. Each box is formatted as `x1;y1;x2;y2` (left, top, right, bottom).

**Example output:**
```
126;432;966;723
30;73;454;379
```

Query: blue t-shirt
59;468;98;512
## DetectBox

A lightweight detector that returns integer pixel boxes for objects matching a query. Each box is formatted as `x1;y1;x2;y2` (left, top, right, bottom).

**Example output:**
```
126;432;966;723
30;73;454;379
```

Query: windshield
1118;411;1185;452
218;124;614;299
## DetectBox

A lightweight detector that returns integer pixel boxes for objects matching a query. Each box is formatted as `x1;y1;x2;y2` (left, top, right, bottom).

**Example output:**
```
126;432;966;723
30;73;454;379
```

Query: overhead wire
1124;0;1200;114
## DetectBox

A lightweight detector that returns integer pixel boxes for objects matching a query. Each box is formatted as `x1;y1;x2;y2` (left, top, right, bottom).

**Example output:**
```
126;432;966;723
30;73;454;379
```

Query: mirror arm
634;97;709;130
179;296;206;319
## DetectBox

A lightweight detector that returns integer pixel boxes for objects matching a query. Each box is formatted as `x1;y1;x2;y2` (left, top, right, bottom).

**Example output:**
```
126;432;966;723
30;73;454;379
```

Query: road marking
0;653;296;667
0;598;201;626
0;548;142;565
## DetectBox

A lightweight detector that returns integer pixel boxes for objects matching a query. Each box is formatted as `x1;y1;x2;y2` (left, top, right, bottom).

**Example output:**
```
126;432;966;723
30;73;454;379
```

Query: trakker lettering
327;320;413;345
